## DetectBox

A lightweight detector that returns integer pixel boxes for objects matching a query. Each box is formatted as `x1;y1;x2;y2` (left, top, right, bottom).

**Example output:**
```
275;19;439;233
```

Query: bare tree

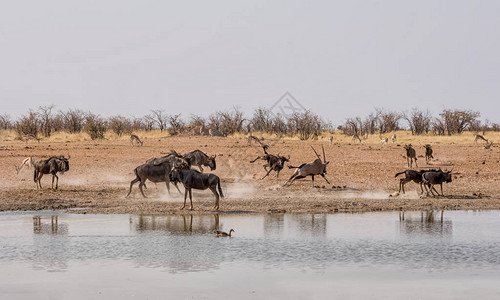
403;109;432;135
438;109;480;135
37;105;56;137
142;114;156;131
150;109;168;132
85;113;107;140
250;108;274;133
287;110;324;140
168;114;185;135
109;115;132;136
15;111;39;139
376;108;401;133
60;109;85;133
0;113;12;130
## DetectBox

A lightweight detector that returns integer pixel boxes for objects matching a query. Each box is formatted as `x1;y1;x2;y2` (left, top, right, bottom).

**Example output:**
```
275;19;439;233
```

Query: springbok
380;137;388;146
404;144;418;168
328;136;333;144
25;134;40;143
391;134;397;144
284;145;330;187
474;134;488;144
130;134;143;146
15;157;35;174
484;141;494;149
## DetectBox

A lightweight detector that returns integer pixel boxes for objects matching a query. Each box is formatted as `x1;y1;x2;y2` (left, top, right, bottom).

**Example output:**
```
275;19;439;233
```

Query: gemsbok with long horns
284;145;330;187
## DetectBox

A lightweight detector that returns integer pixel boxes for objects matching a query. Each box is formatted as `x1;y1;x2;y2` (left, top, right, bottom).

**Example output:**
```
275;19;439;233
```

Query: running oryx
424;144;434;163
15;157;35;174
170;168;224;210
404;144;418;168
183;150;216;172
474;134;488;144
284;145;330;187
130;134;143;146
34;155;70;189
250;145;290;179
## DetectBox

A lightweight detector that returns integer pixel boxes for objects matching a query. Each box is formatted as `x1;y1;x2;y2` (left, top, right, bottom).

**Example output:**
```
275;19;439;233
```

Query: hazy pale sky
1;1;499;123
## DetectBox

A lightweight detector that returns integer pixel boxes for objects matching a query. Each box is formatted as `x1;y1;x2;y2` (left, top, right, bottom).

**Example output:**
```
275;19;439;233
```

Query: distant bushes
1;105;498;141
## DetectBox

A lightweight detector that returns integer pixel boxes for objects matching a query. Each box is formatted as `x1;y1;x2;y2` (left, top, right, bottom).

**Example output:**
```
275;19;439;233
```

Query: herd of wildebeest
14;133;493;210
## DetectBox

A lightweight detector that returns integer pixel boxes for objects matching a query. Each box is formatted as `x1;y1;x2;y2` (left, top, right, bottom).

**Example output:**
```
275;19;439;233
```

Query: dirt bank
1;135;499;214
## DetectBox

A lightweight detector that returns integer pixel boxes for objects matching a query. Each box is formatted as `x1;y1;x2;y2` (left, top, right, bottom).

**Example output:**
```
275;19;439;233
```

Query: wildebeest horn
310;146;321;160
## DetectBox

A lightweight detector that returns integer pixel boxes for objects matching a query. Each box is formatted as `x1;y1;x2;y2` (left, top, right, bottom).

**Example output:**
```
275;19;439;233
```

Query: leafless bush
340;117;364;137
376;108;401;133
438;109;480;135
150;109;168;132
37;105;56;137
167;114;185;135
0;113;12;130
188;115;207;128
287;111;324;140
403;109;432;135
85;113;107;140
109;115;132;136
208;108;245;136
15;111;39;139
142;114;156;131
250;108;274;133
60;109;85;133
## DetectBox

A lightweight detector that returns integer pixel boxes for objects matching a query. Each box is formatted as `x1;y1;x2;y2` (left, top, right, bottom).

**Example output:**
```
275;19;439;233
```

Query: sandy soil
1;135;499;214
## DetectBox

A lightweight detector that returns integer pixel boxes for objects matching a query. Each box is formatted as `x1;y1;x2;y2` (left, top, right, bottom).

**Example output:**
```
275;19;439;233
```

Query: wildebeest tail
33;168;37;182
217;177;224;198
395;171;405;178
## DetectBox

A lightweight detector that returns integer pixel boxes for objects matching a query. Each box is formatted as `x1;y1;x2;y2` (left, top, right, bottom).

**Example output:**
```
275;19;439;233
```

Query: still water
1;210;500;299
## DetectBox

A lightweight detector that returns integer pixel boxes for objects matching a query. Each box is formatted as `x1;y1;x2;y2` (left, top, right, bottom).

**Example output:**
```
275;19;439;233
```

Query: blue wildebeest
404;144;418;167
250;146;289;179
127;153;189;197
33;155;70;189
284;145;330;187
169;168;224;210
422;170;452;196
183;150;216;172
424;144;434;163
395;169;439;194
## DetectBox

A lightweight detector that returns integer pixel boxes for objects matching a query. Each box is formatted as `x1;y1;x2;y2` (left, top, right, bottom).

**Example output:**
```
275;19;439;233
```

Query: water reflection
131;214;220;234
399;210;452;238
33;216;68;235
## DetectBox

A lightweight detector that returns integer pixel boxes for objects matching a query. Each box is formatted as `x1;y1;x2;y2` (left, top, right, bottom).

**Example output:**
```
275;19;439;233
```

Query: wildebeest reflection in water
132;214;220;234
399;210;452;237
33;215;68;235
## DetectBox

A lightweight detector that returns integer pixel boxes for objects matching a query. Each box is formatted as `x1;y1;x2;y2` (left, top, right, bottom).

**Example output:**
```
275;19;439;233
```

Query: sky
1;1;499;124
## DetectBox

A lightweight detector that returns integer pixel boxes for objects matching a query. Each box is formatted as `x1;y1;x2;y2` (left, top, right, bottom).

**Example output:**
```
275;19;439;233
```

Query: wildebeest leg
209;186;219;210
311;175;315;187
419;182;424;194
181;189;188;209
320;174;330;184
188;189;193;210
138;180;147;198
414;159;418;168
126;178;140;197
399;179;405;193
261;168;273;180
52;174;59;189
439;183;444;196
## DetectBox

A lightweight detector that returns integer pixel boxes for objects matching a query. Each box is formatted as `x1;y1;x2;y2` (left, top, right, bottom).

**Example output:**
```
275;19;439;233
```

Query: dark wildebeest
424;144;434;163
422;170;452;196
250;146;290;179
183;150;216;172
127;153;189;197
284;145;330;187
33;155;70;189
169;168;224;210
394;169;439;194
404;144;418;167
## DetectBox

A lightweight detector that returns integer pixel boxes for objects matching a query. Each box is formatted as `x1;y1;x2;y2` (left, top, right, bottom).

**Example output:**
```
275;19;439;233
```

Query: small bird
215;229;235;237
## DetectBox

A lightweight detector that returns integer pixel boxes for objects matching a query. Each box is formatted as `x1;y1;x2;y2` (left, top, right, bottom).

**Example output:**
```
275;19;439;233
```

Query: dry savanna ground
1;130;499;214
